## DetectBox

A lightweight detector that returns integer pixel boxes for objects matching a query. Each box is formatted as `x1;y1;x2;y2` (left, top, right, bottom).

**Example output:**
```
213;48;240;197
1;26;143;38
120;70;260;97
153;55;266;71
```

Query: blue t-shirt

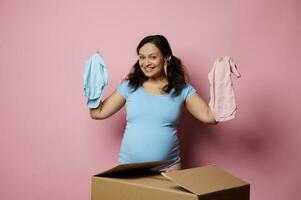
117;80;196;169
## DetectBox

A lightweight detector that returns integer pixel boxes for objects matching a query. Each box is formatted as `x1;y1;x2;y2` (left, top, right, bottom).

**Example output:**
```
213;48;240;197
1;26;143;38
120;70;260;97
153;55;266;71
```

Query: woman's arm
90;90;126;120
185;93;218;124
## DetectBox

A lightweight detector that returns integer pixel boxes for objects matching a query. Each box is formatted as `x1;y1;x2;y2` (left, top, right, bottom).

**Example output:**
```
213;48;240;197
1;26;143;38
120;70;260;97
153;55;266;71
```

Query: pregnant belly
119;127;179;163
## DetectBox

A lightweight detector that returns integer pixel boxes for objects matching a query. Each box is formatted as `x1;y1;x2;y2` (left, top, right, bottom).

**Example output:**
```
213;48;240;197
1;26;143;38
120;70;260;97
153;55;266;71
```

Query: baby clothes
208;56;241;122
83;53;108;108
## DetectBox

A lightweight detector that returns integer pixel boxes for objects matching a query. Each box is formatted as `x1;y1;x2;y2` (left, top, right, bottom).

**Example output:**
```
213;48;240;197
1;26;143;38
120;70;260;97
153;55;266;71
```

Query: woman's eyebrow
139;53;158;56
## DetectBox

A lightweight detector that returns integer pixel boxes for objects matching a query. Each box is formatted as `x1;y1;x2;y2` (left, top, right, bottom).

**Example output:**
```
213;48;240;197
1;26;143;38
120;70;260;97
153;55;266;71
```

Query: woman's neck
147;73;167;84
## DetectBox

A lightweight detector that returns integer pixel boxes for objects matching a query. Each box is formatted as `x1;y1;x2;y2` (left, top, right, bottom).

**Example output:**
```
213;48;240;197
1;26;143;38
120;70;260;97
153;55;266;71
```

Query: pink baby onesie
208;56;241;122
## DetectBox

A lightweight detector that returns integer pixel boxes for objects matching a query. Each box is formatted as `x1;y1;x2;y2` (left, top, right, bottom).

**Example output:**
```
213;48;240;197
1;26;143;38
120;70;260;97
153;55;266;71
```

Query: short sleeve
181;84;197;101
117;80;131;99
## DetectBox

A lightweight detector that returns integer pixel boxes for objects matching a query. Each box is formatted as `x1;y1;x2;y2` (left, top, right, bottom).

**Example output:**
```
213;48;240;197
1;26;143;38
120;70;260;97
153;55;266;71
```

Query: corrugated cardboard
91;161;250;200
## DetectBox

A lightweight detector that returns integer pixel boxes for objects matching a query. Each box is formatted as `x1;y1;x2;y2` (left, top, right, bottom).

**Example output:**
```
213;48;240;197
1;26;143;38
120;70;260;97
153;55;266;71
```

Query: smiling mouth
144;66;155;72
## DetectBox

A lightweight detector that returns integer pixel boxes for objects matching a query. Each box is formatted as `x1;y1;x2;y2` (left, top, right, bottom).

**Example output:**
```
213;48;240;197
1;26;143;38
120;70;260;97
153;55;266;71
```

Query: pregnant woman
89;35;217;171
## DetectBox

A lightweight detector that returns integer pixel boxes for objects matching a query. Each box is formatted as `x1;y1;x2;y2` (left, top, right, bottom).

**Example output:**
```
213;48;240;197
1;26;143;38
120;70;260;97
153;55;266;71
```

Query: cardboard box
91;161;250;200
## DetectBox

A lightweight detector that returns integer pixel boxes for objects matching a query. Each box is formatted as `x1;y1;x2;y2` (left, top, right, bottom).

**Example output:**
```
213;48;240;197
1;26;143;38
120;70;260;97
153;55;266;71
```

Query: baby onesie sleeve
117;80;131;100
181;83;197;101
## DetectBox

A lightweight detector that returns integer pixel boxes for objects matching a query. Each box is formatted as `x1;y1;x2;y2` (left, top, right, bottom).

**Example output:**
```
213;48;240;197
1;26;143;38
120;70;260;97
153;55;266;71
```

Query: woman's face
138;42;165;79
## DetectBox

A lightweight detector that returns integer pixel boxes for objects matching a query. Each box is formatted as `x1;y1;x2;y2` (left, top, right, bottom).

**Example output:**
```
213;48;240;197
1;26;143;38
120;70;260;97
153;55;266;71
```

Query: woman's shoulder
117;79;131;89
119;79;135;89
120;79;130;84
180;83;197;101
117;79;132;99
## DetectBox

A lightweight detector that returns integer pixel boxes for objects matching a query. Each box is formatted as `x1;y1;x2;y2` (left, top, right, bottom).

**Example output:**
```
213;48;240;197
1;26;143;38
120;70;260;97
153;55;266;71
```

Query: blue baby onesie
83;53;108;108
117;80;196;170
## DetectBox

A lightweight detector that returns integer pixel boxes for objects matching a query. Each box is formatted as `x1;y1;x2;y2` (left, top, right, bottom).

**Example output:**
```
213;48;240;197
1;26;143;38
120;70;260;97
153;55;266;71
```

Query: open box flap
161;164;249;196
96;160;172;176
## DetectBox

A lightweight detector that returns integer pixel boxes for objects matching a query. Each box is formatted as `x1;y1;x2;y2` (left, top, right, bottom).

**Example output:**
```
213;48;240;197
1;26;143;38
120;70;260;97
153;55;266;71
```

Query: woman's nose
144;58;151;65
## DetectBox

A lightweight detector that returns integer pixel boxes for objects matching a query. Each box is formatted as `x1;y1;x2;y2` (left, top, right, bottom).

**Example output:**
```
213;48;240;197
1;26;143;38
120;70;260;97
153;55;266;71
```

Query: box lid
161;165;249;196
97;160;172;176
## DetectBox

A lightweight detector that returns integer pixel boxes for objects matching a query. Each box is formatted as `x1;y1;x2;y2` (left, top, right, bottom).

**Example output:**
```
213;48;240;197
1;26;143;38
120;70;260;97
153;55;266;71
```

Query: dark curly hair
125;35;188;97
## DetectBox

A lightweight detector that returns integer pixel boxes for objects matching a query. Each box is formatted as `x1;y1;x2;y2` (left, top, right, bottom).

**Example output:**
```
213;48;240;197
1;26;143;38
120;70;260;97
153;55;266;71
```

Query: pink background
1;0;300;199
